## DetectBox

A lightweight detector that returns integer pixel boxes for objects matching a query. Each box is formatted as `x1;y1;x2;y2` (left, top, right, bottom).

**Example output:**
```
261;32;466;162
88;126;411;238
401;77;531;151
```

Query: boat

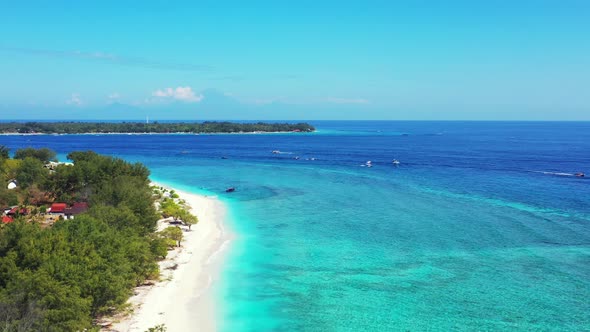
392;159;400;166
575;172;585;177
225;187;236;193
272;150;281;154
365;161;372;168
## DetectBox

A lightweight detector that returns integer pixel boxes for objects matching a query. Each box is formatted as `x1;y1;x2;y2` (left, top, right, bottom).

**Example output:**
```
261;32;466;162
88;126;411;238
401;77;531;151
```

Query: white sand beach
109;184;232;332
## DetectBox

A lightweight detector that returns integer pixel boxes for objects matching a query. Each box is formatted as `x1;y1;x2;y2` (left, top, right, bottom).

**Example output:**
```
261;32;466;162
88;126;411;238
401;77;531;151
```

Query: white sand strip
109;183;232;332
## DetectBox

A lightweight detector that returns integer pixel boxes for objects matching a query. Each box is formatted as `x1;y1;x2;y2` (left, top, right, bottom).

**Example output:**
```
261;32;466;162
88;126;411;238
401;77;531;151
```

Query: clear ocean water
2;121;589;331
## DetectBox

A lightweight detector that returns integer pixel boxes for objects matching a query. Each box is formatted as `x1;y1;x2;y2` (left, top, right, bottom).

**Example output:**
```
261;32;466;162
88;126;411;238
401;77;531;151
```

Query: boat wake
534;171;575;176
532;171;585;178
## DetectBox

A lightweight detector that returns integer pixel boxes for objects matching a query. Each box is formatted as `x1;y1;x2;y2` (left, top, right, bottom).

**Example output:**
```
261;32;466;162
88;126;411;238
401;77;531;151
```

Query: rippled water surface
2;121;589;331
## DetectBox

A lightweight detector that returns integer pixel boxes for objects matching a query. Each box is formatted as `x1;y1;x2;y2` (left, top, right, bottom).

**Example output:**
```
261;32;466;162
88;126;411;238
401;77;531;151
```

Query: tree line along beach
0;146;228;331
0;122;315;135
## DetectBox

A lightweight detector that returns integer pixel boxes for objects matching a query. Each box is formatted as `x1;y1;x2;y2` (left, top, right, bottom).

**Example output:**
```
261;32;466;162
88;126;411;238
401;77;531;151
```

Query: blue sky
1;0;589;120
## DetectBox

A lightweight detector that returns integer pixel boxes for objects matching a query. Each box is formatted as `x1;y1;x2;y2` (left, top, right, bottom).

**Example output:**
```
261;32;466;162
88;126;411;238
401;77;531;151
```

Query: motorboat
225;187;236;193
365;161;372;168
392;159;400;166
272;150;281;154
575;172;585;177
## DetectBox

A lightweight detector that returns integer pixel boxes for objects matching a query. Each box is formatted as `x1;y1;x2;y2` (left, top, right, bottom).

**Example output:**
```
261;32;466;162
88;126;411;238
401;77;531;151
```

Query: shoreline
107;182;233;332
0;131;313;136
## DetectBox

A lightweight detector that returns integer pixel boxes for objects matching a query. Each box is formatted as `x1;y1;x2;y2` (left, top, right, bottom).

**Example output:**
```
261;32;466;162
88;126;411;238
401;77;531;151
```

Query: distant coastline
0;131;312;136
0;121;315;135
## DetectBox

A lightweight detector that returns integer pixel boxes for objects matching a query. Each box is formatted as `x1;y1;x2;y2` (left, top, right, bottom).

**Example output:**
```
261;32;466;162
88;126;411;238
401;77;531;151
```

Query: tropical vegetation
0;121;315;134
0;146;194;331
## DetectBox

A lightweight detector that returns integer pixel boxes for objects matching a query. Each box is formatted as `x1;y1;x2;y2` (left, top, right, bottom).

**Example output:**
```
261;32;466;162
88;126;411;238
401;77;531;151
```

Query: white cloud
152;86;204;103
108;92;120;100
323;97;369;104
66;93;82;106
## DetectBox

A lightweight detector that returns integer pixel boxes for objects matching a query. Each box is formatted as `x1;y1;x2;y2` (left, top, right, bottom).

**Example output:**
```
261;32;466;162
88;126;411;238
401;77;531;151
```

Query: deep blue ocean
1;121;589;331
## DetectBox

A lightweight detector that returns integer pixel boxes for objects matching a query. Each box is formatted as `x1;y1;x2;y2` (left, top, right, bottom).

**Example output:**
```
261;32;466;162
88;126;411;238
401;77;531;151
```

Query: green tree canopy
0;145;9;160
160;226;183;247
0;149;165;330
179;209;198;230
15;157;48;189
14;148;57;163
0;121;315;134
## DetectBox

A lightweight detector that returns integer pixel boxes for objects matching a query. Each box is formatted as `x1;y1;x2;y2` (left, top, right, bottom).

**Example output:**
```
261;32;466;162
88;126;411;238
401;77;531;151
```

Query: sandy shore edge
107;182;232;332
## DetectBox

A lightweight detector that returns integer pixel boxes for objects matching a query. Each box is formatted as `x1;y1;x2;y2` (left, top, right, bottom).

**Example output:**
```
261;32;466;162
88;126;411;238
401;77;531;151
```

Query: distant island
0;121;316;134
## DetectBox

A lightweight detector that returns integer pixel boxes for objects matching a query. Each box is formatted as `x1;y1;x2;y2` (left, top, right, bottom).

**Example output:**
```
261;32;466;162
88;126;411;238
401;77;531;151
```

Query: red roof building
50;203;67;214
2;216;13;224
7;207;28;216
65;202;89;217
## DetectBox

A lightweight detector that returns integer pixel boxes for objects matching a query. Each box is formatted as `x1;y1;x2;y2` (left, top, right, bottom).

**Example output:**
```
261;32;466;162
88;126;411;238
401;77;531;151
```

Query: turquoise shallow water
2;121;589;331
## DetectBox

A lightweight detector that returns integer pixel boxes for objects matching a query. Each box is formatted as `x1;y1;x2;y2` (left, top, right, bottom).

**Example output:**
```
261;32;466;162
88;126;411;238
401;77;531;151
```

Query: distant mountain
0;88;374;121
